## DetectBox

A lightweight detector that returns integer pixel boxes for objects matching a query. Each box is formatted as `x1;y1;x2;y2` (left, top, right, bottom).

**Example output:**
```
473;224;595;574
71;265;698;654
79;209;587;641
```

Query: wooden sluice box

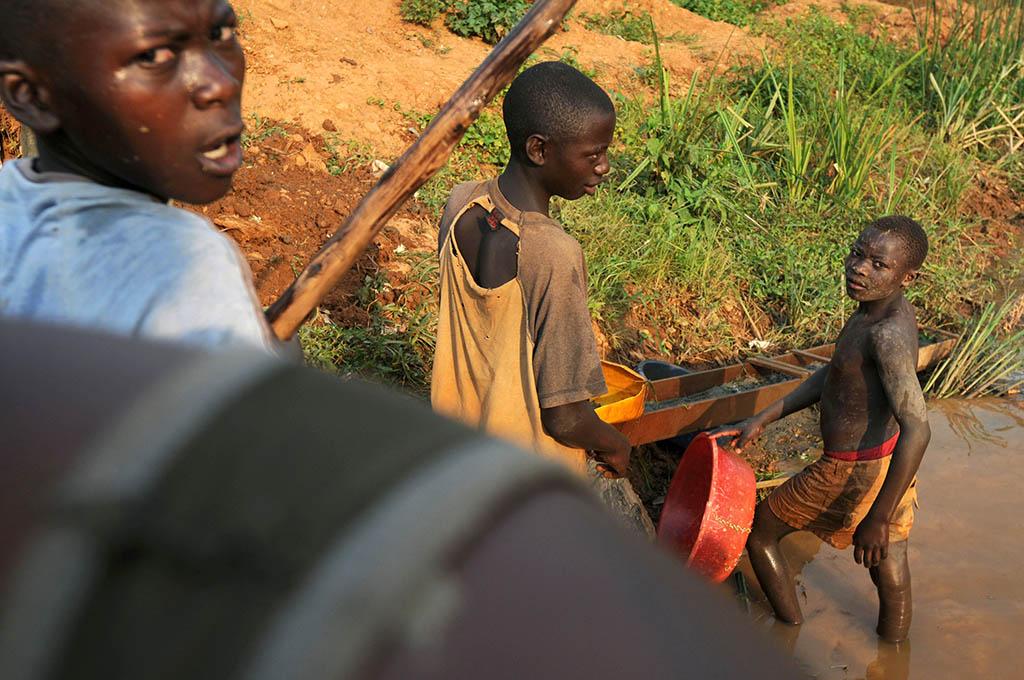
614;327;958;447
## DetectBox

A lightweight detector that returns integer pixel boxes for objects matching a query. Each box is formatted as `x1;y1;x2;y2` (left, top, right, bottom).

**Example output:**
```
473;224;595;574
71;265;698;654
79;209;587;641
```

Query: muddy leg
870;539;911;642
746;501;802;624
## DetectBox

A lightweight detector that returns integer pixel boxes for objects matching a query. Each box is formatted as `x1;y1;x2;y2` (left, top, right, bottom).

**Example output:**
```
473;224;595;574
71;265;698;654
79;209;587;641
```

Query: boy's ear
0;61;60;134
524;133;548;166
901;268;919;288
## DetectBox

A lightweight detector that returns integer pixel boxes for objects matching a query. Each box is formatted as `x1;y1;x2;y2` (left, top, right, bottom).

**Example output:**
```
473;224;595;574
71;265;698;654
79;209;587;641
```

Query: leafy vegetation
671;0;783;27
240;113;289;149
301;253;438;396
399;0;532;44
924;297;1024;398
911;0;1024;157
399;0;447;27
329;2;1023;393
579;5;696;44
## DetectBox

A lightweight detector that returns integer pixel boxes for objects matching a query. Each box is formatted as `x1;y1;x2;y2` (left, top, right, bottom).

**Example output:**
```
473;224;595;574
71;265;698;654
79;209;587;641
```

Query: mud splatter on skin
728;398;1024;679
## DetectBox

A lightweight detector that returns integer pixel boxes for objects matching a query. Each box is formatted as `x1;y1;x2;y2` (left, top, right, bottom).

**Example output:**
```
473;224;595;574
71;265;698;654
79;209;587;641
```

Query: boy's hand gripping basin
658;432;756;583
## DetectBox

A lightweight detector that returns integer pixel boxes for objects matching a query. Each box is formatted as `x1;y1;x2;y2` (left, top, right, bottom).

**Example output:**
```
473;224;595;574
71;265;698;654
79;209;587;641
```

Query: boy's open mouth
198;132;244;177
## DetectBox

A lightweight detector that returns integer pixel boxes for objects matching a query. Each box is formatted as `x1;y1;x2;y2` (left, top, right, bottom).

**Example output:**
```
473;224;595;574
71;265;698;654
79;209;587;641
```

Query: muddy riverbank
727;397;1024;679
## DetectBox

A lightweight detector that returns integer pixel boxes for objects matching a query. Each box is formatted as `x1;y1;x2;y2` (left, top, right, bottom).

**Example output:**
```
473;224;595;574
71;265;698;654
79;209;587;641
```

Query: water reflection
930;397;1024;452
865;639;910;680
728;398;1024;679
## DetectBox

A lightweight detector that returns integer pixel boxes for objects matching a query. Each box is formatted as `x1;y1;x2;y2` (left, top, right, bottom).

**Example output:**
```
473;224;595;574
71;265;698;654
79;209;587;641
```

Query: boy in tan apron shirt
431;63;652;535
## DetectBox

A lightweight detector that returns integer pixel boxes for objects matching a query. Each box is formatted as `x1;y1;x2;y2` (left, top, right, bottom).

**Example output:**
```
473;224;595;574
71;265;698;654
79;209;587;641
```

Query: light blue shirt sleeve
0;160;282;354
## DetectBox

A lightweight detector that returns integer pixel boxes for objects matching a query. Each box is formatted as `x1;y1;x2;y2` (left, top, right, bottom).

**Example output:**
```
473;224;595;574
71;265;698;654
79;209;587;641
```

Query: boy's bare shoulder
438;181;488;249
867;299;918;361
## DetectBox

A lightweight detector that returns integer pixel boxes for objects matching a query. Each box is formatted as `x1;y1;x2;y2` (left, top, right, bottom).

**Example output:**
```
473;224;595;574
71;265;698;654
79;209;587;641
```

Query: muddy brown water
727;397;1024;679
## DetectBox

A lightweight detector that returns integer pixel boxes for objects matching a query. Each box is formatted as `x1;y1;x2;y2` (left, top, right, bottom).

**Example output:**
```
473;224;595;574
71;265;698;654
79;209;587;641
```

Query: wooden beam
265;0;579;339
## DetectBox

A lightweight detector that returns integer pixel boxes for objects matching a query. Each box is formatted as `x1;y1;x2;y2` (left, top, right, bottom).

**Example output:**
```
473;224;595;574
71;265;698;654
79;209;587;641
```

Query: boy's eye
136;47;176;66
212;25;236;42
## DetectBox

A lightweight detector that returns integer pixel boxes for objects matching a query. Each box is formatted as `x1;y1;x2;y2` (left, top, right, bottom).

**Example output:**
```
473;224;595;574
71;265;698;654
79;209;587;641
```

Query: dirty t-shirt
436;180;606;408
0;159;279;352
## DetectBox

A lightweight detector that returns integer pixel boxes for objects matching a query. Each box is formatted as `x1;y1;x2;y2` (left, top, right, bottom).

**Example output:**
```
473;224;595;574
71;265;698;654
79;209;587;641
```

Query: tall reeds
913;0;1024;157
924;297;1024;398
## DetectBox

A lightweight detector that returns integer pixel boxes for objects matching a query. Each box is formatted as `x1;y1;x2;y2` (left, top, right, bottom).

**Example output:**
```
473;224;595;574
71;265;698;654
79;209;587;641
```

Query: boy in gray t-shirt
0;0;278;353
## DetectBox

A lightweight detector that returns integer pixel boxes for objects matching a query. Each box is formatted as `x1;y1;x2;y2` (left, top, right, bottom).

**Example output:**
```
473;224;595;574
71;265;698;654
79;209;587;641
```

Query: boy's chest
829;318;875;379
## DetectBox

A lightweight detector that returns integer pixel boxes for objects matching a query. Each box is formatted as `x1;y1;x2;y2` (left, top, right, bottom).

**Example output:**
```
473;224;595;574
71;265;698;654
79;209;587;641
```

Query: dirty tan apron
431;191;587;475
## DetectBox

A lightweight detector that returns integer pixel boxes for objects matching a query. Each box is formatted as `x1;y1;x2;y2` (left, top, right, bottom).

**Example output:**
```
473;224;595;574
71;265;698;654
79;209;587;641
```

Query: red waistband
824;430;900;461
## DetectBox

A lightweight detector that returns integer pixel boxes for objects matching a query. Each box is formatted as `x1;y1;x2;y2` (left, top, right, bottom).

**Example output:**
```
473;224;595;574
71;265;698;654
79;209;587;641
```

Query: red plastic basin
657;432;756;584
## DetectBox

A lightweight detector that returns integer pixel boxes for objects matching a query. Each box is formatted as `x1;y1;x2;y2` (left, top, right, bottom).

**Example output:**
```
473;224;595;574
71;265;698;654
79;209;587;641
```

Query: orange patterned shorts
767;455;917;549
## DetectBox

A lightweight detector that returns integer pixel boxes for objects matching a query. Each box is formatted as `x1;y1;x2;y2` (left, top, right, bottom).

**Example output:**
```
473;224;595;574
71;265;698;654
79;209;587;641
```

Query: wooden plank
920;325;959;340
756;475;791;490
647;363;748;401
916;337;956;371
618;377;805;446
791;348;829;363
747;357;811;377
763;344;835;371
618;333;955;446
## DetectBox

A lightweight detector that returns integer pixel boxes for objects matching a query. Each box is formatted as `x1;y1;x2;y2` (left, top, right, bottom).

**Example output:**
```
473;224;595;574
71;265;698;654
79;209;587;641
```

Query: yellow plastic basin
591;361;648;424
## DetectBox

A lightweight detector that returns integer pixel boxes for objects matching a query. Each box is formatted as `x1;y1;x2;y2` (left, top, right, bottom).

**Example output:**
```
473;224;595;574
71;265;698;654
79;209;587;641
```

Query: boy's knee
749;501;791;544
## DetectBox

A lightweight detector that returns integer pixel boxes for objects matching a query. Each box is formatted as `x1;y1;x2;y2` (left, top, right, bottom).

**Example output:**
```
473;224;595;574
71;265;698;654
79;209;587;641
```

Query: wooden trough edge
617;329;957;447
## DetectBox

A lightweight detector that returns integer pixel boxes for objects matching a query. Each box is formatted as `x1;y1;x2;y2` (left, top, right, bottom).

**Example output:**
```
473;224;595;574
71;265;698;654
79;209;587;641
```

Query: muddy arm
722;365;828;451
763;364;829;421
853;324;930;566
541;401;631;478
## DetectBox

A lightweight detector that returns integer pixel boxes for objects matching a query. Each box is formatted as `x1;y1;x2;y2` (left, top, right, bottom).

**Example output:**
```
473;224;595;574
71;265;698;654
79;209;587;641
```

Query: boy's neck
856;289;907;319
34;133;164;201
497;160;552;217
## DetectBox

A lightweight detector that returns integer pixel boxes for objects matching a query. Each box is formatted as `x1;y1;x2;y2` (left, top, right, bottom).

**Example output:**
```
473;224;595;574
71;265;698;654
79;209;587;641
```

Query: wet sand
730;398;1024;679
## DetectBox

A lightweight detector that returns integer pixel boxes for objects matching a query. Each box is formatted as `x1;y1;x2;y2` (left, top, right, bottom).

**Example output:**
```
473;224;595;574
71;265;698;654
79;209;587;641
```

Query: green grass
924;297;1024;398
301;253;438;396
399;0;532;44
323;134;375;176
911;0;1024;159
308;2;1024;391
579;5;695;44
672;0;783;27
241;113;289;149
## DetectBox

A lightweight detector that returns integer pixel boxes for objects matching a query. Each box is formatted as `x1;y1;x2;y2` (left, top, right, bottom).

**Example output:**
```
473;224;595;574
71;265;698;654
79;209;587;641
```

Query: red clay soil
2;0;1020;349
193;120;432;326
229;0;765;158
0;109;19;164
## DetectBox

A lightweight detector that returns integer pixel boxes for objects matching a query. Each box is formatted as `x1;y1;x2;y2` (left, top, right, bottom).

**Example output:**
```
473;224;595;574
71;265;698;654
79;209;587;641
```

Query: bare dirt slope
232;0;766;157
203;0;778;323
0;0;1007;338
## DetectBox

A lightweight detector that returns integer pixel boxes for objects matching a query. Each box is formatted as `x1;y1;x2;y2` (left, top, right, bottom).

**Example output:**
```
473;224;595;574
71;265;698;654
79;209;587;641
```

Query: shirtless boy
0;0;279;352
431;62;631;480
722;216;931;642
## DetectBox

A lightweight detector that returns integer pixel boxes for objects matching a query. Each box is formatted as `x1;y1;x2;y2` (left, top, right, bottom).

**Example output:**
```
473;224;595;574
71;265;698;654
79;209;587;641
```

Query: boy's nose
595;152;610;176
188;51;243;108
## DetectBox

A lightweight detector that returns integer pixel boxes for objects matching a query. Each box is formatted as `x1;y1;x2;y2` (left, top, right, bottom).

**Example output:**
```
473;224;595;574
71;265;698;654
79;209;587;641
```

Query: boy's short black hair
0;0;60;61
503;61;614;161
868;215;929;270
